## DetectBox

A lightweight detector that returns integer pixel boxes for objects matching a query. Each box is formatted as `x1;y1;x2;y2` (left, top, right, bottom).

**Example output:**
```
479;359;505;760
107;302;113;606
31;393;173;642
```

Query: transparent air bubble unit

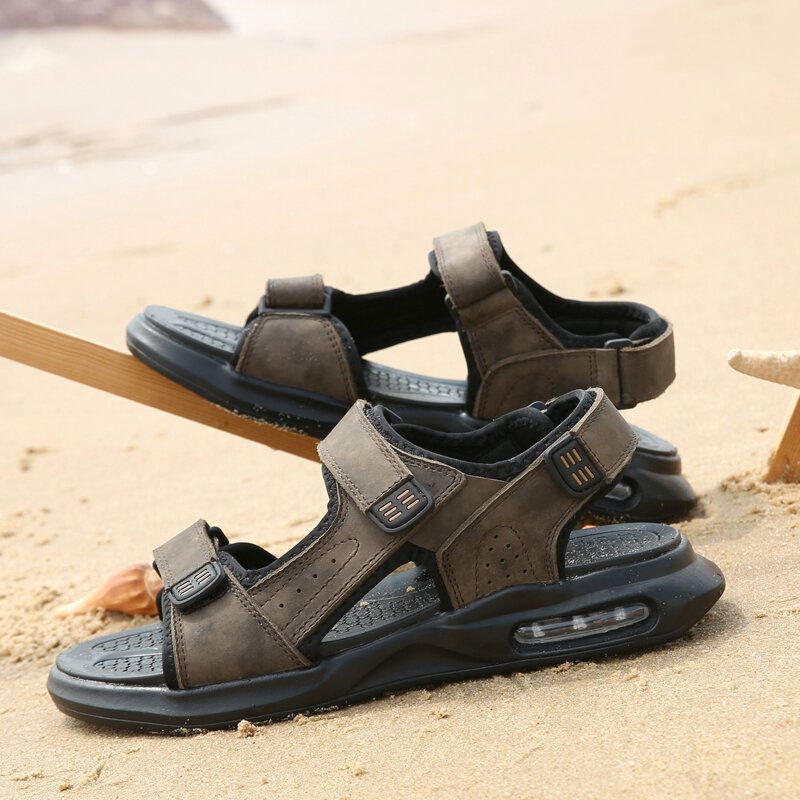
604;481;634;503
513;602;651;646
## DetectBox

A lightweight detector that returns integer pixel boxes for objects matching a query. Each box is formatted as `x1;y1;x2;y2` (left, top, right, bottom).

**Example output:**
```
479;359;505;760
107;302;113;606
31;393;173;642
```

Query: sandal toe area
139;306;242;358
55;623;165;687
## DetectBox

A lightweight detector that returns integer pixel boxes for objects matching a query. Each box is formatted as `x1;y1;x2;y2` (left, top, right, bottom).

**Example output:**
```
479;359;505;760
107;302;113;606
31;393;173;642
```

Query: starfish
728;349;800;389
728;349;800;482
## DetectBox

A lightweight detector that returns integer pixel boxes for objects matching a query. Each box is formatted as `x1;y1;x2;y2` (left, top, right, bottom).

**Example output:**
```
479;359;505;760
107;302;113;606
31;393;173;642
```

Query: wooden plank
0;311;319;461
765;393;800;483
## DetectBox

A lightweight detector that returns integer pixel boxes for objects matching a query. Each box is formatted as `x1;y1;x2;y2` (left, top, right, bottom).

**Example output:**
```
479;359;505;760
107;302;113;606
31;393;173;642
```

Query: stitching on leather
320;318;359;403
544;493;583;578
392;451;465;606
442;553;464;607
294;531;400;642
156;548;174;587
440;458;557;593
396;451;463;504
435;225;502;309
319;446;368;508
172;608;189;689
226;571;308;668
254;448;461;642
193;521;215;562
619;325;674;405
467;325;490;375
236;316;265;376
155;520;213;589
266;276;323;308
265;278;276;306
353;410;408;499
481;306;560;348
474;350;594;418
285;537;360;628
311;273;325;305
357;410;407;480
319;406;408;509
433;238;461;308
251;487;350;602
468;307;558;378
474;223;505;289
238;313;357;403
293;454;461;641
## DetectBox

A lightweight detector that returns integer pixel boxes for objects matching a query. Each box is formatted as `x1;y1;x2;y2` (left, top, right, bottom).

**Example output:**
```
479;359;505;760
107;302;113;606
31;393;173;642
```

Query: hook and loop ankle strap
317;401;434;533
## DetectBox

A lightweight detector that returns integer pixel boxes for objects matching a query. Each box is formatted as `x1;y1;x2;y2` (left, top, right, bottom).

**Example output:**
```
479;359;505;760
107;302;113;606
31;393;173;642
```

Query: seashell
55;563;162;618
727;350;800;389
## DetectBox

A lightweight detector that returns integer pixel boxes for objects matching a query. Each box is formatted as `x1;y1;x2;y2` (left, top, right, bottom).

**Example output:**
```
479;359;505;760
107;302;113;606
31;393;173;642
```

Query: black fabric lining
330;274;454;356
486;230;667;347
368;390;596;482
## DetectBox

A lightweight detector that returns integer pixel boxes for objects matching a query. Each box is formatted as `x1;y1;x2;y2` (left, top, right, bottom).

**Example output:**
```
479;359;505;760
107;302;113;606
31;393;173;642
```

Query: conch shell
55;563;162;618
728;350;800;389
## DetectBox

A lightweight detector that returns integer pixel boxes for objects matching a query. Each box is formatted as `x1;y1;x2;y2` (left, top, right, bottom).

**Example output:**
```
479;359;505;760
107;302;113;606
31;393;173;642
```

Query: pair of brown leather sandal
125;222;694;522
48;225;723;731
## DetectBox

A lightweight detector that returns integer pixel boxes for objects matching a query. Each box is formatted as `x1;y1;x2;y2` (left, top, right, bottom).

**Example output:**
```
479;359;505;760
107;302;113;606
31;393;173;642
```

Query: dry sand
1;0;800;797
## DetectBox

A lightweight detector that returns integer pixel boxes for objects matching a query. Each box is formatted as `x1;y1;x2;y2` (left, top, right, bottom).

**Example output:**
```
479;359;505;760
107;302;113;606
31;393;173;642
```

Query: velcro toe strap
265;274;325;308
153;520;226;611
155;520;308;689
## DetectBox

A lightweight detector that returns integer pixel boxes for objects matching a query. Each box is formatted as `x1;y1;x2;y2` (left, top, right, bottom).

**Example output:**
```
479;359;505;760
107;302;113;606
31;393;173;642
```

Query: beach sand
1;0;799;796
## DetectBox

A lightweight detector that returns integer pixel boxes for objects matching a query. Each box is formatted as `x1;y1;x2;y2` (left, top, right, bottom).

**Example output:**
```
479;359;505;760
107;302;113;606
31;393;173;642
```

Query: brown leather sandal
126;222;694;523
49;388;723;731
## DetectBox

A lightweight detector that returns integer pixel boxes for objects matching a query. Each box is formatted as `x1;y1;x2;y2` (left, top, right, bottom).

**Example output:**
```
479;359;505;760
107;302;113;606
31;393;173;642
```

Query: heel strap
432;223;674;411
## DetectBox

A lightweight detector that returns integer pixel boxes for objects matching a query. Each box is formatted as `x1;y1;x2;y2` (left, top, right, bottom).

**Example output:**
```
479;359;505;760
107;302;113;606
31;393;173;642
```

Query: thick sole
48;534;723;732
127;309;697;523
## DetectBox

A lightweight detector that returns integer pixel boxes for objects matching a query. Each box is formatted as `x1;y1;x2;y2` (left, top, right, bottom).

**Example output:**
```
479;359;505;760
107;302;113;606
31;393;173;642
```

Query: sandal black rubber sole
48;524;723;732
126;309;697;524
